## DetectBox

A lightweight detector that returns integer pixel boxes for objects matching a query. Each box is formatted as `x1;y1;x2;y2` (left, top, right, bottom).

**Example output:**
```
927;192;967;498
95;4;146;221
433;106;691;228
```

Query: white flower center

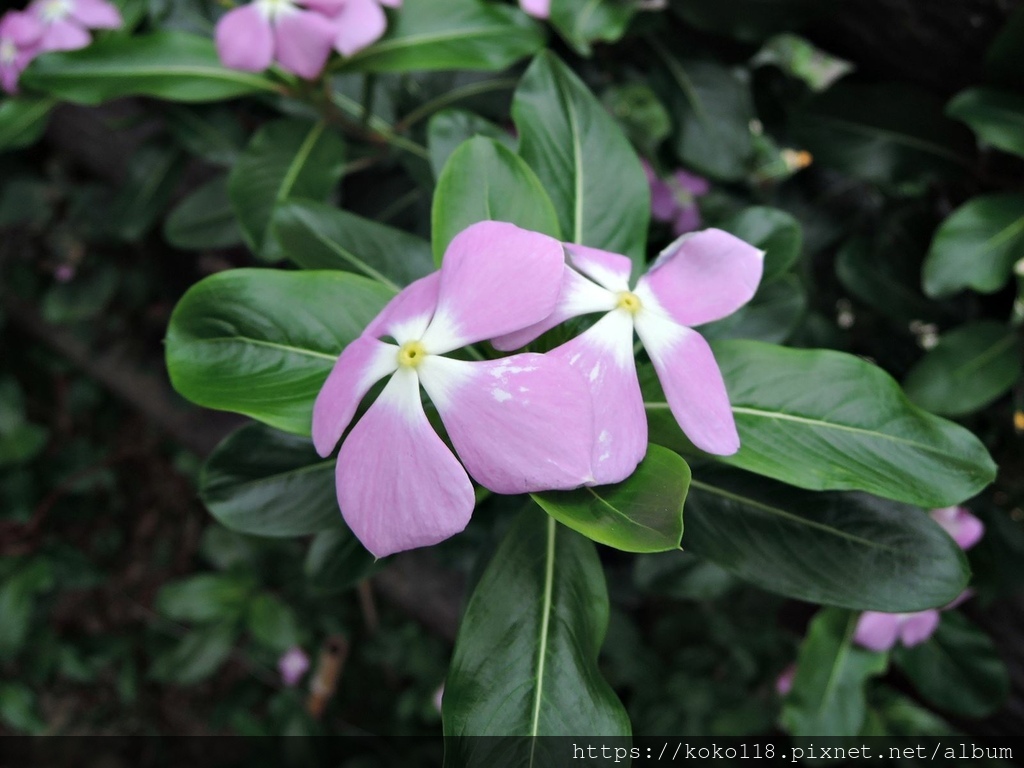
39;0;73;23
256;0;297;21
0;39;16;65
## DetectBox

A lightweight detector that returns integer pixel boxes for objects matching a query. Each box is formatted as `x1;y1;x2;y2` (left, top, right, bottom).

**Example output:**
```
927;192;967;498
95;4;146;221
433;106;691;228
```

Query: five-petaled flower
643;160;710;237
313;221;595;558
22;0;121;53
493;230;764;485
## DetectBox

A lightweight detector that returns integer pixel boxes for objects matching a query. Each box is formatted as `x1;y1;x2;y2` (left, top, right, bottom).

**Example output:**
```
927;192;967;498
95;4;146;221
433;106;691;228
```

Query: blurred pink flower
643;160;710;237
0;11;40;93
854;609;941;652
519;0;549;18
278;646;310;686
775;664;796;696
23;0;121;53
307;0;402;57
930;506;984;550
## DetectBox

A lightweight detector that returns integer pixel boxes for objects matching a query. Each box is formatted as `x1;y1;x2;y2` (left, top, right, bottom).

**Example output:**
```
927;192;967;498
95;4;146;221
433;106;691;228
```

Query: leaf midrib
528;516;557;762
184;336;338;361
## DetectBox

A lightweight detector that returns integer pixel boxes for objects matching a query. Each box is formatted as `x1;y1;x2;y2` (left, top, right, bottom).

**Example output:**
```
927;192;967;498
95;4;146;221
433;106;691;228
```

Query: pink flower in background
22;0;121;53
278;646;311;686
775;664;796;696
313;221;595;558
494;230;764;485
643;160;710;237
519;0;549;19
306;0;401;57
0;11;38;93
931;506;984;550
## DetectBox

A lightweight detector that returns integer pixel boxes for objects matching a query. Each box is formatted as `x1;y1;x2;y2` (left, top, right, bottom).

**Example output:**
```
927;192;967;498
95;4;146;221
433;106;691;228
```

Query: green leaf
165;105;246;167
633;550;736;601
751;33;853;92
0;97;56;153
201;423;340;537
155;573;254;623
21;32;279;105
670;0;833;43
0;423;49;468
904;321;1021;417
601;83;672;156
683;468;969;611
532;445;688;553
150;622;237;686
645;340;997;508
165;269;393;435
781;608;888;736
947;88;1024;159
164;176;242;250
0;683;46;734
229;119;346;259
789;83;974;187
247;593;301;652
698;273;806;344
718;206;802;281
271;200;433;289
304;528;377;593
894;612;1009;719
341;0;544;73
109;143;183;242
923;193;1024;297
986;5;1024;90
444;509;630;749
650;44;756;182
549;0;635;56
513;51;650;267
431;136;561;263
0;559;53;659
427;108;515;179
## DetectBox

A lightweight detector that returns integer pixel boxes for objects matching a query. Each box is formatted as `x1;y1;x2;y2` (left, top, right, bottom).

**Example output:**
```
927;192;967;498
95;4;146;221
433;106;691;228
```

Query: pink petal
633;229;764;327
331;0;387;57
898;610;941;647
2;11;43;46
378;0;401;7
944;589;974;610
671;204;701;237
336;368;475;558
552;311;647;485
420;222;565;354
565;243;633;292
775;664;796;696
215;4;274;73
39;18;90;51
278;646;310;686
69;0;121;28
491;264;616;351
0;64;19;94
519;0;549;18
853;612;901;652
635;311;738;455
673;169;709;196
364;272;440;343
930;506;984;550
644;161;678;222
274;9;336;79
312;336;399;457
418;353;594;493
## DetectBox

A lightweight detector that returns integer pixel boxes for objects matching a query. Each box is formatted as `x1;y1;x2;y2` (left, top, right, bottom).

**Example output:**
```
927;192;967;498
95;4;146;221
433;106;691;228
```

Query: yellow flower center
617;291;642;314
397;340;427;368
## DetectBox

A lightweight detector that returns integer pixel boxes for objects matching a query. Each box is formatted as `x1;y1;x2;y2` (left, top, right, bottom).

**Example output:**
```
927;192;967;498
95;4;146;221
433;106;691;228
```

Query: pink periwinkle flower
643;160;710;238
775;664;796;696
0;11;39;94
312;0;402;58
930;505;984;550
853;609;941;653
493;230;764;485
278;646;311;686
22;0;121;53
519;0;549;19
312;221;595;558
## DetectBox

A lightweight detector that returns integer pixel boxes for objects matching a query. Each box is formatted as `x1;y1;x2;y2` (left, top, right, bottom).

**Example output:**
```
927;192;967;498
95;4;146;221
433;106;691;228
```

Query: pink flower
643;160;710;237
494;230;764;485
22;0;121;53
312;221;595;558
278;646;311;686
775;664;796;696
0;11;40;93
853;610;941;652
519;0;549;19
306;0;402;57
930;506;984;550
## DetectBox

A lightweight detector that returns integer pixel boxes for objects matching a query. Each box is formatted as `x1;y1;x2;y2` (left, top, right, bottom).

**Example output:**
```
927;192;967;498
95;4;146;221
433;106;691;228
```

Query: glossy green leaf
431;136;560;263
683;468;969;610
894;612;1009;719
341;0;543;73
0;97;56;153
698;274;806;344
513;51;649;267
645;340;997;507
923;193;1024;297
304;528;377;593
533;445;688;553
651;44;756;182
164;176;241;251
444;509;630;751
165;269;393;435
781;608;888;736
719;206;802;281
904;321;1021;417
790;83;974;187
21;32;279;104
246;594;301;652
200;423;340;536
751;33;853;92
947;88;1024;159
229;119;346;259
155;573;254;623
426;108;515;179
549;0;634;56
271;200;433;289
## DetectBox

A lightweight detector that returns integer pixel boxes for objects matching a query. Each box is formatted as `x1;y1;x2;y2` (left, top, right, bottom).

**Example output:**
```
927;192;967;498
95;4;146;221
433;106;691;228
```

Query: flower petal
312;336;399;457
671;204;701;237
418;353;594;493
565;243;632;292
633;228;764;327
854;612;901;652
519;0;550;18
69;0;121;28
644;161;678;222
930;506;984;550
331;0;386;57
898;610;941;647
635;311;738;455
2;10;43;46
274;9;337;78
364;272;440;343
39;18;90;51
336;367;475;558
552;310;646;485
673;169;709;196
215;4;274;73
491;263;617;351
420;222;565;354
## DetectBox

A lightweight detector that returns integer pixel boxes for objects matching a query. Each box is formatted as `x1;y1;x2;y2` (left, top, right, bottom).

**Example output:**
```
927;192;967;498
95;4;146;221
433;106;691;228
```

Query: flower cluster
0;0;121;93
215;0;400;79
853;506;984;652
313;221;763;558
